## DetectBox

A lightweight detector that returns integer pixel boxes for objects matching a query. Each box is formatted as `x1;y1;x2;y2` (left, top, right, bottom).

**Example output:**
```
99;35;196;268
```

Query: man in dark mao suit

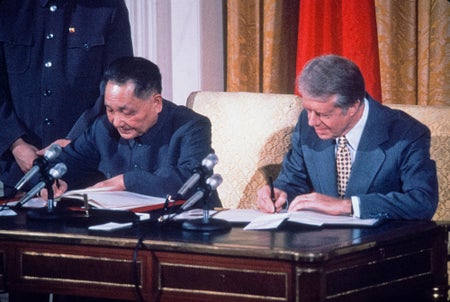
0;0;133;197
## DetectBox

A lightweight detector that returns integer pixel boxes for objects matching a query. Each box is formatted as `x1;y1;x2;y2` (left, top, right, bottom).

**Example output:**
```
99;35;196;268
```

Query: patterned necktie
336;136;352;198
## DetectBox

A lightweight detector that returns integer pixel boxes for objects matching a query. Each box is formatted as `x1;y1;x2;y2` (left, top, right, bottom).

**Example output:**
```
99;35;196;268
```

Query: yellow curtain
375;0;450;105
226;0;298;93
226;0;450;105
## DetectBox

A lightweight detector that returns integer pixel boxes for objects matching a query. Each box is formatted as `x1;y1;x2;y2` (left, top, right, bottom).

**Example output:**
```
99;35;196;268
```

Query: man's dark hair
298;55;365;109
103;56;162;99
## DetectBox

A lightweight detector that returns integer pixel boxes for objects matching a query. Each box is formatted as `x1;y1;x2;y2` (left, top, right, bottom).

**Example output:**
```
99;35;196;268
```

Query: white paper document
0;208;17;216
213;209;380;230
2;188;166;214
88;213;150;231
5;198;47;208
287;211;379;227
213;209;267;223
243;213;289;230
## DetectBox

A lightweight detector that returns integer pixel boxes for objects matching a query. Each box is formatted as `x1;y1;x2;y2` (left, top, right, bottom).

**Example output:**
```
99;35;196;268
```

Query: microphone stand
27;177;67;220
46;181;56;213
182;190;231;233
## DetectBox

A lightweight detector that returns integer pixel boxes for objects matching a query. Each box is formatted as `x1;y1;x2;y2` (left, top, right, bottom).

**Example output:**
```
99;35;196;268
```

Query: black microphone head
206;174;223;190
202;153;218;171
44;144;63;161
49;163;67;179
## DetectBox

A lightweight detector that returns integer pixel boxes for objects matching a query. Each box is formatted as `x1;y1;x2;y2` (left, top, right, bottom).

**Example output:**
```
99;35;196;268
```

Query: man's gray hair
297;55;365;109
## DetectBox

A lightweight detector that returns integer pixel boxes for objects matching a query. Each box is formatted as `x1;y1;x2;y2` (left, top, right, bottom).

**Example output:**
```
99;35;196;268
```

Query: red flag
296;0;382;102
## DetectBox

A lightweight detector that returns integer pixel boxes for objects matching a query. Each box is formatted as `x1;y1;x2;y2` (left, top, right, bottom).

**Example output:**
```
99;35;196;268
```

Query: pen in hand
269;176;276;213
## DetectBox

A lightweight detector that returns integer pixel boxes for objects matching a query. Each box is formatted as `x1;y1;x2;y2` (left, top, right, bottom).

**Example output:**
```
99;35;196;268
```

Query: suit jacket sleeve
123;117;214;199
274;111;314;201
354;110;438;220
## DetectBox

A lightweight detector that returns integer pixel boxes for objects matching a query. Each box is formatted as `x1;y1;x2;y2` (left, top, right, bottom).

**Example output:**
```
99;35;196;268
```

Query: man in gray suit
257;55;438;220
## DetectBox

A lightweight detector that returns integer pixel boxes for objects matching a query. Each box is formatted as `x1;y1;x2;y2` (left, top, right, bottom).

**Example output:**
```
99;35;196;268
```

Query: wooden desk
0;209;447;301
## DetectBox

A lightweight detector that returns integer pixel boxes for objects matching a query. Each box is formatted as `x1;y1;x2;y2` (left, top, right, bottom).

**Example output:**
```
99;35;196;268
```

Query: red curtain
295;0;382;102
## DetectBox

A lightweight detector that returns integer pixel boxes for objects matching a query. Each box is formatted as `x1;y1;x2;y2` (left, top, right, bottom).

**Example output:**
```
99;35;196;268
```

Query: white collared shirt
335;98;369;163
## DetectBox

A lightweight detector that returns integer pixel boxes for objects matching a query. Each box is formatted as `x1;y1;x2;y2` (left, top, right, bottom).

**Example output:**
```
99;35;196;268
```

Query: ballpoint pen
269;176;276;213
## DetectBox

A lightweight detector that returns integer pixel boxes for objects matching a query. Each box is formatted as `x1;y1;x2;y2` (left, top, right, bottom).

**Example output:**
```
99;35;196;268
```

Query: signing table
0;208;447;302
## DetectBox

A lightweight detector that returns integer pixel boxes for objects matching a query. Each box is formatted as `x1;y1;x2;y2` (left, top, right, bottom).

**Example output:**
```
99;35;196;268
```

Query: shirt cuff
351;196;361;218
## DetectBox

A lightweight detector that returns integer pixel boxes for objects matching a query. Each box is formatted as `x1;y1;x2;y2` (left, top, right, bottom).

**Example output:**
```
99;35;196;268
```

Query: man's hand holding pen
256;184;288;214
269;176;277;213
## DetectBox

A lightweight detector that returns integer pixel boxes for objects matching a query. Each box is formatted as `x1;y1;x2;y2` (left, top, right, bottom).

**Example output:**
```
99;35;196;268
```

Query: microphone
176;153;218;198
16;162;67;208
181;174;222;211
14;144;63;191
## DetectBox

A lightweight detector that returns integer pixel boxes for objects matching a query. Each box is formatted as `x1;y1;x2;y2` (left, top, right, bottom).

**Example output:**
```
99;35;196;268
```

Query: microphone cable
132;234;147;302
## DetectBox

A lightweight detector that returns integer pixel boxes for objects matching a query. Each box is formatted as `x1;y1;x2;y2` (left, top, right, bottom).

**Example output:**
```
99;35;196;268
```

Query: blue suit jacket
274;96;438;219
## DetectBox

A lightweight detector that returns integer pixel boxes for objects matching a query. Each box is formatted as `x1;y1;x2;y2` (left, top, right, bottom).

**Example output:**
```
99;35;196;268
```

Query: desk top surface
0;208;443;263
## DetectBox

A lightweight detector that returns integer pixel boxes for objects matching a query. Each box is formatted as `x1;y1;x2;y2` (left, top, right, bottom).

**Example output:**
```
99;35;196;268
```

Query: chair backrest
386;104;450;221
187;91;302;209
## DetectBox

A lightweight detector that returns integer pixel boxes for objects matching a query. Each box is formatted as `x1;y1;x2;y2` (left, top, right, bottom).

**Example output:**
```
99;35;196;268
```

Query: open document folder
212;209;380;230
56;187;167;211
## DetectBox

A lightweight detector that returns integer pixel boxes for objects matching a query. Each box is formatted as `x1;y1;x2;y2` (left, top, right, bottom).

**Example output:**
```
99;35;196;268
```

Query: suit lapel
346;99;389;197
346;148;385;196
305;139;338;196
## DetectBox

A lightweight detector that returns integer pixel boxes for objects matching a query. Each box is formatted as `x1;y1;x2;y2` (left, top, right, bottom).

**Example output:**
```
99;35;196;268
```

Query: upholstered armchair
186;91;302;209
